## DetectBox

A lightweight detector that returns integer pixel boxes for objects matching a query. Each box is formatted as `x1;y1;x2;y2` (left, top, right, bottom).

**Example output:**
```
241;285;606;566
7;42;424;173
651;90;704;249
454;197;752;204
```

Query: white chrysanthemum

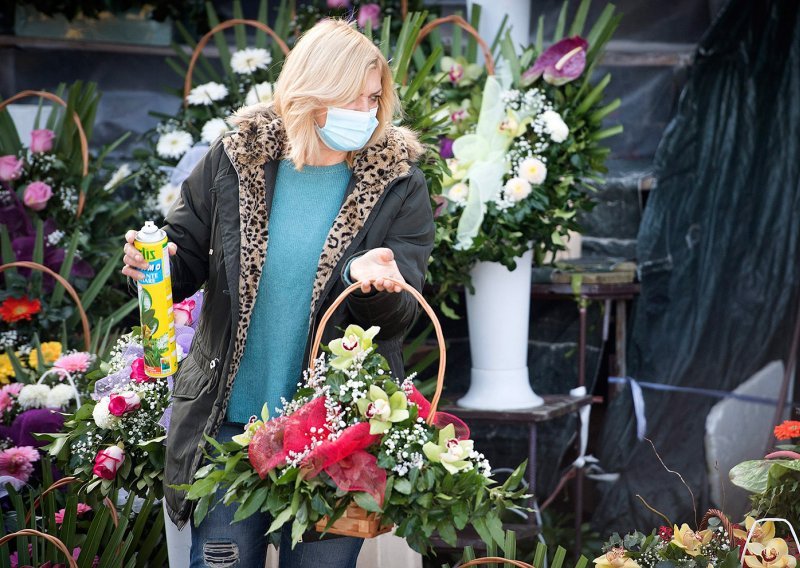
231;48;272;75
504;177;532;202
157;183;181;217
447;182;469;204
186;82;229;106
92;397;118;429
200;118;230;144
103;163;131;191
541;109;569;143
156;130;193;159
244;82;274;106
18;384;51;409
46;384;75;408
518;157;547;185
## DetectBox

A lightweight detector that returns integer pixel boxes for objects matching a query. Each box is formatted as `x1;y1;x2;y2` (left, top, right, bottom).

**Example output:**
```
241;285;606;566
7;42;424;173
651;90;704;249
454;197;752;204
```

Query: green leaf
353;492;381;513
0;224;15;267
51;230;81;308
553;0;569;42
233;487;268;522
77;505;110;567
268;507;293;534
730;459;774;493
500;32;521;86
205;2;233;76
437;520;458;547
232;0;247;49
5;348;28;383
569;0;592;37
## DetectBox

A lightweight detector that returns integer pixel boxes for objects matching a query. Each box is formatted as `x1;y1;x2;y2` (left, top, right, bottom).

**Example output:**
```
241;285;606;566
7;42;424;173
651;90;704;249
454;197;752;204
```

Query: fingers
377;248;394;263
167;242;178;256
125;230;137;244
362;274;406;293
123;243;148;270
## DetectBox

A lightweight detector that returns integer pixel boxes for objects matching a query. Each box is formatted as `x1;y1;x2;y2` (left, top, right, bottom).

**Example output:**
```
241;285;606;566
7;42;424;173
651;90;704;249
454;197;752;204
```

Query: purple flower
439;137;454;159
523;36;588;86
358;3;381;29
9;408;64;448
175;326;195;357
326;0;350;7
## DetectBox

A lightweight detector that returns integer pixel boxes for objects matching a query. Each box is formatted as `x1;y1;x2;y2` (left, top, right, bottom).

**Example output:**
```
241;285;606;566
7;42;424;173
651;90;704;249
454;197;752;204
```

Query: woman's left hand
349;248;406;293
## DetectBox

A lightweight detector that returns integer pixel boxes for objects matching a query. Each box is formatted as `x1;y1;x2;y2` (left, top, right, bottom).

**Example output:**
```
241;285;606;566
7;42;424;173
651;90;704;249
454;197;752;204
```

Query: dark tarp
593;0;800;531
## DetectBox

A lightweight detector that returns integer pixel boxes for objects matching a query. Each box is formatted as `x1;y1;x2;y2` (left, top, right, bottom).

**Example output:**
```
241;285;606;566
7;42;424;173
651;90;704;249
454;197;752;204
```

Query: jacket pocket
172;349;221;400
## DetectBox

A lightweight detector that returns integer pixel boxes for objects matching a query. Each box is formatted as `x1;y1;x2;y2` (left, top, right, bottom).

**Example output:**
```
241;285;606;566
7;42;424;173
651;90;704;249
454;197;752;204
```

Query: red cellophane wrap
248;386;467;501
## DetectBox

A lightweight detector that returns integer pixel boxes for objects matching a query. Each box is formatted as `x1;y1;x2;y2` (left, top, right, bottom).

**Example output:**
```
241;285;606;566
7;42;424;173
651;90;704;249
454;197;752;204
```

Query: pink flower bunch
53;351;93;374
0;383;23;416
92;445;125;480
130;357;153;383
0;155;23;181
357;3;381;29
108;392;141;417
54;503;92;525
0;445;40;483
30;129;55;153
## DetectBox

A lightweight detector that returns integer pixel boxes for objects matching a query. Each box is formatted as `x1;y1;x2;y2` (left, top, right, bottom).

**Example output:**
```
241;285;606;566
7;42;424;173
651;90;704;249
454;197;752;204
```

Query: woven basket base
315;504;392;539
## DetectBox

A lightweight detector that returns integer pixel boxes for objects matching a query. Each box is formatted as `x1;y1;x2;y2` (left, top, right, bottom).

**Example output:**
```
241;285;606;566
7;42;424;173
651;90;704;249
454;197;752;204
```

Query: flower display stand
460;249;544;410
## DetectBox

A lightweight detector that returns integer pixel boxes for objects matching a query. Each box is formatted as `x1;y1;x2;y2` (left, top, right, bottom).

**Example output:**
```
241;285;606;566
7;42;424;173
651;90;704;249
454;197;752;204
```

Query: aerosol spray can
134;221;178;378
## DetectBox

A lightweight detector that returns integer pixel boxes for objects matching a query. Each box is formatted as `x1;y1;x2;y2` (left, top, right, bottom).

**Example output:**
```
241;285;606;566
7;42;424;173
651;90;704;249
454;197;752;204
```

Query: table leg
615;300;627;378
579;299;587;387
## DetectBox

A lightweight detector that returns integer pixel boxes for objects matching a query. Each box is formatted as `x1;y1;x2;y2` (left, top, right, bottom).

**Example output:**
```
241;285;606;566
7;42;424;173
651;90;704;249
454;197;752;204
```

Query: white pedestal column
164;500;192;568
459;249;544;410
467;0;531;53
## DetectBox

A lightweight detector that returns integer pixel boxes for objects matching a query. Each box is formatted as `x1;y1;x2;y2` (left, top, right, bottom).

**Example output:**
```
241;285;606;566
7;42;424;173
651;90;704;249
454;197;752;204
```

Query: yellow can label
135;236;178;378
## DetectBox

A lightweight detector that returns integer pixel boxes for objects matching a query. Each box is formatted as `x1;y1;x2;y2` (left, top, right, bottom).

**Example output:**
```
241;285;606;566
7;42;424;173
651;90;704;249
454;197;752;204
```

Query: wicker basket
183;18;290;107
311;278;446;538
698;508;736;548
460;558;535;568
0;261;91;351
0;90;90;218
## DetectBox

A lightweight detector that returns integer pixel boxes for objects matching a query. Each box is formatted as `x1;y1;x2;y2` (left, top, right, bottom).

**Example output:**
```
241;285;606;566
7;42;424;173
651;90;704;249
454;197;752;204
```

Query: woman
121;19;434;568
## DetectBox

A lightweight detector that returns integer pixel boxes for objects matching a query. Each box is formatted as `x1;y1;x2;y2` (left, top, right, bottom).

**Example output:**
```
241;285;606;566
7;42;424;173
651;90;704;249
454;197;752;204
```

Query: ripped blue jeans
189;423;364;568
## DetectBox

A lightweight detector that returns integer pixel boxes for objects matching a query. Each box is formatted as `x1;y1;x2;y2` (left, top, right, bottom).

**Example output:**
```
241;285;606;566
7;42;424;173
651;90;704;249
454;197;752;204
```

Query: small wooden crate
315;503;392;538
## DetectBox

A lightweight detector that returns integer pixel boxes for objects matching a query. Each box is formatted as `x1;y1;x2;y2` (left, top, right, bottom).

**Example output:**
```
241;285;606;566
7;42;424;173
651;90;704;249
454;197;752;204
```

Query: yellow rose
593;548;640;568
0;353;13;384
734;517;776;545
745;538;797;568
671;524;712;557
28;341;62;370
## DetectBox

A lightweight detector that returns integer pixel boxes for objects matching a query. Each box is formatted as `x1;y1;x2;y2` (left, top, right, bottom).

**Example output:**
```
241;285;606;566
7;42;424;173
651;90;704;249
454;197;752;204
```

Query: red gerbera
0;296;42;323
774;420;800;440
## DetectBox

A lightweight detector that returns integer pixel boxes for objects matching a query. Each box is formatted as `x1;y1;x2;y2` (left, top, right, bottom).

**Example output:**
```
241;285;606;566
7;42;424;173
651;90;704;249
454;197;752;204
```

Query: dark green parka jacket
160;105;434;528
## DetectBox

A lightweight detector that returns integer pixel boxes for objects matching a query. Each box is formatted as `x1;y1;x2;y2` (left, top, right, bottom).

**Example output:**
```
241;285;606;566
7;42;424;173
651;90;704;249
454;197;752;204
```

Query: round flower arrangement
182;324;528;553
43;291;203;497
133;43;281;220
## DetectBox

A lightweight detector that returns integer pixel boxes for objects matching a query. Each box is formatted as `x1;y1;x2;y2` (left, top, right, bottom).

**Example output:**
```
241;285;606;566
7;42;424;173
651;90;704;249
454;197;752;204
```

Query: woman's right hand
121;229;178;282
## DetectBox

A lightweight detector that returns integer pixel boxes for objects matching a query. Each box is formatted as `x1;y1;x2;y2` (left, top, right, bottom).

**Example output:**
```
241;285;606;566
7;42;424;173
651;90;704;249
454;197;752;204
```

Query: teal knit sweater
226;159;351;423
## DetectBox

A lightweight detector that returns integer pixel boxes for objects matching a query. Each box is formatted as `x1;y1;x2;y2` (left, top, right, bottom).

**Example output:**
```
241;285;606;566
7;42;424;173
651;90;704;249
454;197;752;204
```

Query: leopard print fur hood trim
220;104;422;418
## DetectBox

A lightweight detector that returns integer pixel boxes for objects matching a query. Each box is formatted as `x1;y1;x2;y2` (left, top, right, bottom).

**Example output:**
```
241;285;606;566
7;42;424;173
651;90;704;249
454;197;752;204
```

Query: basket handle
183;19;290;107
308;279;445;426
24;476;118;528
0;90;90;218
698;508;735;548
0;261;91;352
459;558;535;568
0;528;78;568
404;14;495;85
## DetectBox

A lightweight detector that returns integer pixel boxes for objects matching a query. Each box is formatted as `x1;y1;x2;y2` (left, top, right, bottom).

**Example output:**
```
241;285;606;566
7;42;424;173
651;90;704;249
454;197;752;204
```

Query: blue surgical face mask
315;106;379;152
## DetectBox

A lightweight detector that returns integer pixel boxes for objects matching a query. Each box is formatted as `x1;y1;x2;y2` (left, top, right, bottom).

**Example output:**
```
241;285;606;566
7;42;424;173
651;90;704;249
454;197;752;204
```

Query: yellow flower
593;548;640;568
671;524;712;557
734;517;776;545
0;354;13;384
745;538;797;568
28;342;62;370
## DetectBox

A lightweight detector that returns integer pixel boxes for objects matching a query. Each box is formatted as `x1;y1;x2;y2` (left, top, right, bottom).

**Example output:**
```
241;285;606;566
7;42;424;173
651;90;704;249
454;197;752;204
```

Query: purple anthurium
523;36;589;86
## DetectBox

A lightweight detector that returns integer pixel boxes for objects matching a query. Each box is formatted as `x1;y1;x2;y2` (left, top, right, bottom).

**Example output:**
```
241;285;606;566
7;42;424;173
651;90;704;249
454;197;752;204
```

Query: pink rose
22;181;53;211
108;392;141;417
30;129;55;153
92;446;124;480
0;155;23;181
55;503;91;524
173;298;196;327
129;357;152;383
326;0;350;7
357;3;381;29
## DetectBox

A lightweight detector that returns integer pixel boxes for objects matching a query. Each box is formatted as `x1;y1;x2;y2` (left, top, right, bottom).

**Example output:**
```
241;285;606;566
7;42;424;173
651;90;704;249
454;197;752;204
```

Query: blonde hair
272;19;400;168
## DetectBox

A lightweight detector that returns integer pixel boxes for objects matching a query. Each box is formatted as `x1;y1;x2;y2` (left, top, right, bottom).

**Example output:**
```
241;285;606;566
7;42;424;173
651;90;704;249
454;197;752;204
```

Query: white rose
504;177;532;202
156;130;193;160
92;397;119;429
200;118;230;144
18;384;50;409
517;157;547;185
46;384;75;408
244;82;274;106
447;182;469;205
542;110;569;143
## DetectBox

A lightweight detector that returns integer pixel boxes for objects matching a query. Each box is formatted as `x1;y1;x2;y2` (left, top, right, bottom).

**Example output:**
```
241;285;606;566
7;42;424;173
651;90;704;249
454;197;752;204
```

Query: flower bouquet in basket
182;281;529;552
43;291;203;498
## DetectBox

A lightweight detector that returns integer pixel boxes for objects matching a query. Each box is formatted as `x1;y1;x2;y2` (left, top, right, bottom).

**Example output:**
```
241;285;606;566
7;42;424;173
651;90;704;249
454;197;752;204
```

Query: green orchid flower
422;423;475;474
328;325;380;370
356;385;409;435
440;56;483;86
232;403;269;446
